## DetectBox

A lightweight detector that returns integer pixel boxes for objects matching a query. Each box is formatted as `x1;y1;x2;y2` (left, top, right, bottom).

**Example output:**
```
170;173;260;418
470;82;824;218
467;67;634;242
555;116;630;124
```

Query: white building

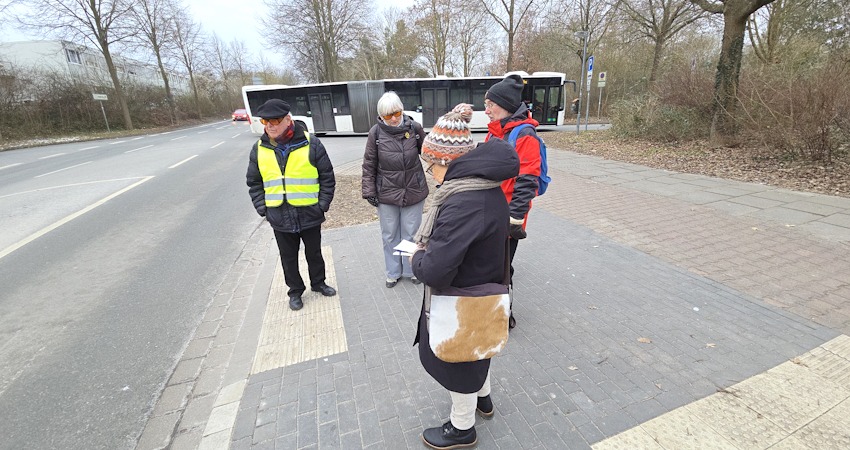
0;40;189;93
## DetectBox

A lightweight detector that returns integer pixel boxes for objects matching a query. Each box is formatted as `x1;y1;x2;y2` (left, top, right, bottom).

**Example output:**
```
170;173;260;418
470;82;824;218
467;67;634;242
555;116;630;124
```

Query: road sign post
597;72;607;119
92;93;110;133
585;56;594;131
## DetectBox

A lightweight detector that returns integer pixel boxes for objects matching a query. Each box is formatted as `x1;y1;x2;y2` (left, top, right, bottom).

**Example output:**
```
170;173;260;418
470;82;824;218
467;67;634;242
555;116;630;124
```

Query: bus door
421;88;449;127
308;93;336;132
531;86;563;125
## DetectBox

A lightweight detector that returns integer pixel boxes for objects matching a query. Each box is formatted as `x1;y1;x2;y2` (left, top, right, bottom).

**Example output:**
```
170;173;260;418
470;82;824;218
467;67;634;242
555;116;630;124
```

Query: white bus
241;71;575;134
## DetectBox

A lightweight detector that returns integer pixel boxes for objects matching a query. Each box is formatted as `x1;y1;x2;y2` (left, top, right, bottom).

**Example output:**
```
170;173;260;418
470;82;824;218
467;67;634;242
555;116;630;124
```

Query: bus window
471;80;497;110
449;81;470;107
331;85;349;114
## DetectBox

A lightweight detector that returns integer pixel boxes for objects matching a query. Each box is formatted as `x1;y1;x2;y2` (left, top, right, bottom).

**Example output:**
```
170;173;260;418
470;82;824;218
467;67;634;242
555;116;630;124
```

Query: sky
2;0;414;65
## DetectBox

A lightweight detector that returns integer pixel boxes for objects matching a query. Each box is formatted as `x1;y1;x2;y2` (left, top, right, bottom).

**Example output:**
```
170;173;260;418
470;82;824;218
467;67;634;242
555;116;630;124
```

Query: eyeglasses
260;117;287;126
484;100;497;110
425;163;435;175
382;111;402;120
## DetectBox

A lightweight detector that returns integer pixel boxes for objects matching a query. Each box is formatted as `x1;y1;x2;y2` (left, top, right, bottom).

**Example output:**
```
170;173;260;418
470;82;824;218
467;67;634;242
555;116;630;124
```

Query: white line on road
197;130;208;134
0;176;155;261
211;142;224;149
169;155;198;169
0;163;22;171
39;153;66;160
0;177;149;200
110;140;127;145
78;146;100;151
34;161;92;178
131;136;144;140
125;145;154;154
171;135;188;141
216;125;230;129
231;133;241;138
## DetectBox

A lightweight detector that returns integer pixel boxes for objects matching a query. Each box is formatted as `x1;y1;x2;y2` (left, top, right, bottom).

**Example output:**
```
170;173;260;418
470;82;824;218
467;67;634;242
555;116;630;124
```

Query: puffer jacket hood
444;138;519;183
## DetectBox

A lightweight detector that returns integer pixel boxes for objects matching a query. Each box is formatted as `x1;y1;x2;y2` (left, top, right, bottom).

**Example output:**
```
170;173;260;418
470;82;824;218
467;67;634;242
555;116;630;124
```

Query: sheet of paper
392;239;418;256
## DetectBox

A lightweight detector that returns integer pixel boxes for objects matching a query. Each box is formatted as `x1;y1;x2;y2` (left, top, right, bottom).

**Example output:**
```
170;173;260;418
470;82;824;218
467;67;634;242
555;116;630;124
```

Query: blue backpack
507;124;551;196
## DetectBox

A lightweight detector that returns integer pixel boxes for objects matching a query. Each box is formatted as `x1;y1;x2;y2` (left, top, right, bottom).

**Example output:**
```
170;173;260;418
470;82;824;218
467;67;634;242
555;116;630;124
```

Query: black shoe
411;276;422;285
289;295;303;311
476;395;494;418
422;422;476;449
508;313;516;329
386;278;398;288
312;284;336;297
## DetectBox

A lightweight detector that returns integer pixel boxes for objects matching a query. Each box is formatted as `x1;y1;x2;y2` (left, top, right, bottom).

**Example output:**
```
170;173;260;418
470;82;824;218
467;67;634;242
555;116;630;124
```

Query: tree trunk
649;38;664;84
711;10;747;141
154;50;176;125
101;43;134;130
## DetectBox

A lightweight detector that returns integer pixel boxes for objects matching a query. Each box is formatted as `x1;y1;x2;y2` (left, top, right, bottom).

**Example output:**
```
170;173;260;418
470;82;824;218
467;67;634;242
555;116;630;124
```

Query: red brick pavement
535;159;850;335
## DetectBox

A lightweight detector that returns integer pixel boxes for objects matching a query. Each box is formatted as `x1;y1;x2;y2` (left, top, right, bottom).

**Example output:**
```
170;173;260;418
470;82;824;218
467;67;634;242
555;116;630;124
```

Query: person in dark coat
246;99;337;311
361;91;428;288
410;111;520;449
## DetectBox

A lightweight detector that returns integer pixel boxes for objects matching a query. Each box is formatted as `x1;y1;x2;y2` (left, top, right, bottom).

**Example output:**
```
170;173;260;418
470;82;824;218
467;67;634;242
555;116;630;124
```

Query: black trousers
273;226;326;296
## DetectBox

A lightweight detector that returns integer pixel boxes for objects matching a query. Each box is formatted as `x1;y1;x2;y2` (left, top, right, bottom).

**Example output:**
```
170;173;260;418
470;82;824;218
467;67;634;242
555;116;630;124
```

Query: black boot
289;295;303;311
476;395;494;418
422;421;477;449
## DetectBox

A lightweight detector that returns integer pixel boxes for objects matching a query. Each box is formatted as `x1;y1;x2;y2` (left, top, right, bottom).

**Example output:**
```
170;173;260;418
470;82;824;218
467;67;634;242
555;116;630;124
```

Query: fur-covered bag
425;283;510;363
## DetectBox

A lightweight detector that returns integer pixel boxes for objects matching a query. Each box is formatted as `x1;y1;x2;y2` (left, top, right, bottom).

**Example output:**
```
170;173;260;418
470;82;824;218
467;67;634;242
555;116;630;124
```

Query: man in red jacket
462;74;541;329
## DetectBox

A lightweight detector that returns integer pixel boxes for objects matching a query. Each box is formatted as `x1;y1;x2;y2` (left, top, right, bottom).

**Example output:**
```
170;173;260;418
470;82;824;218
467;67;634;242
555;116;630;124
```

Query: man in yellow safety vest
246;99;336;310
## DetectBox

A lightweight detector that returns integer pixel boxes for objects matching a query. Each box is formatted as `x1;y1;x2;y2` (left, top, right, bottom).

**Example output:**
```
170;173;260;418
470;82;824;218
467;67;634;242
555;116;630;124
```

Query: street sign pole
92;93;110;132
574;31;589;135
584;55;593;131
597;72;607;120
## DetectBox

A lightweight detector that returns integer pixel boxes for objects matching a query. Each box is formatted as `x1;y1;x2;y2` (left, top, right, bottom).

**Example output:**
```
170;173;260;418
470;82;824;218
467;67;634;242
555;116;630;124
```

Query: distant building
0;40;189;93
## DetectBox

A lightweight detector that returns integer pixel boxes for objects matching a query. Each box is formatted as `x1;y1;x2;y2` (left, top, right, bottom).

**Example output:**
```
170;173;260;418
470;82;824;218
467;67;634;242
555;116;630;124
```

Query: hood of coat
444;138;519;183
377;115;416;136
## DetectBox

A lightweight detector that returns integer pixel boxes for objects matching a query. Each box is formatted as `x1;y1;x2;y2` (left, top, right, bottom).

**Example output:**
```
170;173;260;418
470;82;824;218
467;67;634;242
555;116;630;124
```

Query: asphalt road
0;122;369;450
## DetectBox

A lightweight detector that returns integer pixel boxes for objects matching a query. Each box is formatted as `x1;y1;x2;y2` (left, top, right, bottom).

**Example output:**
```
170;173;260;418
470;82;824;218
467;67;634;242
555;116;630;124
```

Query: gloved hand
365;196;379;207
257;206;266;217
509;223;527;240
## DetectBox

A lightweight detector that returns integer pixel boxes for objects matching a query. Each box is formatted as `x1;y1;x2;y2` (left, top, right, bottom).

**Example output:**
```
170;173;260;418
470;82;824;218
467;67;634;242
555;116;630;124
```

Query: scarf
414;176;502;245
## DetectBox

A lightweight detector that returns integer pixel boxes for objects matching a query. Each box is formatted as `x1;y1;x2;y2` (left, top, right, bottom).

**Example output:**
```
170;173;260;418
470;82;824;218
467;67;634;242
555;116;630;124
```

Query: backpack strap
506;123;533;147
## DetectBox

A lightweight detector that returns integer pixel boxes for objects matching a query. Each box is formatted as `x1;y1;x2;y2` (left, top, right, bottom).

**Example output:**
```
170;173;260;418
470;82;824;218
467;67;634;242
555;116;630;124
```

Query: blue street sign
587;56;594;73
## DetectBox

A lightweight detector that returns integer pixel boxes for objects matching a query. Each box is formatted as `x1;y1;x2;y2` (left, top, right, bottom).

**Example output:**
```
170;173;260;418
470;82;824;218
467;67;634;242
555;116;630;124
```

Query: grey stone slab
672;190;731;204
705;185;760;197
705;200;761;216
752;189;816;203
784;200;845;216
822;213;850;227
797;221;850;242
296;411;319;448
748;206;824;225
808;195;850;209
620;180;685;197
727;194;784;209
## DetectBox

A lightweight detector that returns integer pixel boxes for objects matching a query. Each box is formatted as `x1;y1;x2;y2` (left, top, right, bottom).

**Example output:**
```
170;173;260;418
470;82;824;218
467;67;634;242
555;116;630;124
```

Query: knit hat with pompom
421;111;475;166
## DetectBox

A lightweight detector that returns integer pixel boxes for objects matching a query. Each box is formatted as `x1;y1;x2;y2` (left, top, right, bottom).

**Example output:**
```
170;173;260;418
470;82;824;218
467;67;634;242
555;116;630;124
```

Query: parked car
232;109;249;121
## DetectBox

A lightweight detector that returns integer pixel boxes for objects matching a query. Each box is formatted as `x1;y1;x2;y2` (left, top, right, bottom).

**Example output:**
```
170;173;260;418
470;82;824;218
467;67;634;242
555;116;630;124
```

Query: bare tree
747;0;815;64
170;7;204;113
413;0;452;76
452;2;490;76
265;0;371;82
619;0;707;83
228;40;251;88
129;0;178;123
15;0;136;129
480;0;538;70
690;0;776;140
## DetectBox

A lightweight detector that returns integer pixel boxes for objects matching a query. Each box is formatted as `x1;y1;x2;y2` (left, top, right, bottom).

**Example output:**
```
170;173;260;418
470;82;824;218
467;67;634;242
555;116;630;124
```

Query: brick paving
143;145;850;449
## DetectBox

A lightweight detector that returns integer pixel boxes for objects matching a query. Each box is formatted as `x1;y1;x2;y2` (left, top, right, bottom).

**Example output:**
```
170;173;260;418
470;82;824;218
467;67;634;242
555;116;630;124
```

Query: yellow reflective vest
256;132;320;207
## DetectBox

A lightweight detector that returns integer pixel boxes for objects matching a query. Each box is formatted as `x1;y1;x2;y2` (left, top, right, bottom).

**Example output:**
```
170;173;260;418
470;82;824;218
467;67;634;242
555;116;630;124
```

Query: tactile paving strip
593;335;850;449
251;246;346;373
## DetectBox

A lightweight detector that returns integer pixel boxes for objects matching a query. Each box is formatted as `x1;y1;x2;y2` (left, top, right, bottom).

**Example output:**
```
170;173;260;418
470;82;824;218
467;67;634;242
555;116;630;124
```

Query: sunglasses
260;117;287;126
382;111;402;120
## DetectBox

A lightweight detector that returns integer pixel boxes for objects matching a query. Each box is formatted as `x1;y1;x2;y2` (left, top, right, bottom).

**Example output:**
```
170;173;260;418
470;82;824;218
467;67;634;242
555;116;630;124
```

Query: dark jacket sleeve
361;126;378;198
411;202;479;290
510;130;541;220
246;142;266;217
413;121;425;153
310;136;335;212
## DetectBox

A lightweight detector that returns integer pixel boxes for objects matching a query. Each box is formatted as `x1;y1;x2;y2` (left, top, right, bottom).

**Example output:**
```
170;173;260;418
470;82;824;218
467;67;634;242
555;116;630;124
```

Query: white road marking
231;134;241;138
131;136;144;140
0;177;149;200
197;130;208;134
124;145;154;154
169;155;198;169
0;176;154;260
39;153;66;160
171;135;187;141
34;161;92;178
211;142;224;149
78;146;100;151
0;163;22;171
110;140;127;145
216;125;230;129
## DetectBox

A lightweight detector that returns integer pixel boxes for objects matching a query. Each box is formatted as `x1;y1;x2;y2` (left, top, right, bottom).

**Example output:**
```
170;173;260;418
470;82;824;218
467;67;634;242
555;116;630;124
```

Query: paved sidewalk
140;146;850;449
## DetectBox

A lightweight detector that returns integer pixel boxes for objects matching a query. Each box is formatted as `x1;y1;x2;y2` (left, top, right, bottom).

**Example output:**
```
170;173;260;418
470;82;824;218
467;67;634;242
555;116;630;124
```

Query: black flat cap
255;99;291;119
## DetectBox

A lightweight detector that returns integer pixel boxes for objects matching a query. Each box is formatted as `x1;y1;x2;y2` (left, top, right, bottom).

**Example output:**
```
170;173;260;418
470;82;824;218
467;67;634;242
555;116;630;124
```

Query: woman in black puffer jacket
361;91;428;288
